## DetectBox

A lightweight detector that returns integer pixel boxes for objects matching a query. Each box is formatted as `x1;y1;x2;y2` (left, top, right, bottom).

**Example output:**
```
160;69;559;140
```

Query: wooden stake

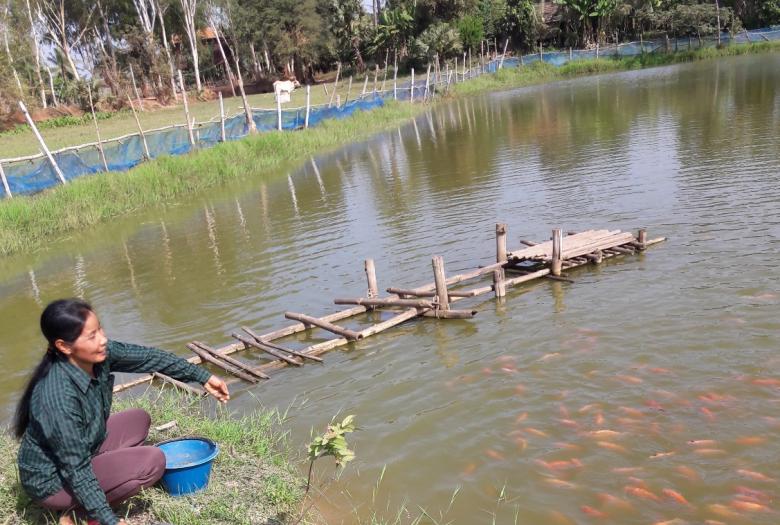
126;95;150;160
304;85;311;128
569;47;573;61
153;372;205;396
493;269;506;298
0;162;11;198
393;63;398;100
186;343;261;382
432;256;449;310
344;76;353;105
231;333;302;367
373;64;379;92
129;65;142;110
365;258;379;299
424;63;431;101
499;39;509;69
240;326;323;362
191;341;268;379
410;68;415;102
551;228;563;276
637;229;647;250
496;223;508;263
284;311;363;340
381;53;388;91
385;287;477;298
329;63;341;107
276;94;282;131
18;101;66;185
361;75;369;96
421;309;477;319
178;70;195;146
87;86;108;172
218;92;226;142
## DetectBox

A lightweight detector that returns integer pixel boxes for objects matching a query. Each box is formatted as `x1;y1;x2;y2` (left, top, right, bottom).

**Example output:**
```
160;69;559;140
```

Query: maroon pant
40;408;166;516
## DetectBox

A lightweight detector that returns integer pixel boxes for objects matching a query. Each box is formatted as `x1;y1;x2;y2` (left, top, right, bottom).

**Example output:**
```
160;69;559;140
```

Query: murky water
2;53;780;524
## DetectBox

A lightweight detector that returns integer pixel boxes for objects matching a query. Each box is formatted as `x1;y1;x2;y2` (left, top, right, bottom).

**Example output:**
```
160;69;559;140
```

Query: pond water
1;53;780;524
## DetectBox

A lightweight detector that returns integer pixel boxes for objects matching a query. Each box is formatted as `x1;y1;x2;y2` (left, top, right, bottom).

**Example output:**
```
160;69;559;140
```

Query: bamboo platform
114;226;665;394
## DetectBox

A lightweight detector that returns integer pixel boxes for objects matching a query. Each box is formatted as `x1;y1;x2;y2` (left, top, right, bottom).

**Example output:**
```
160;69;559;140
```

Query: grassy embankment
1;40;779;258
0;391;303;525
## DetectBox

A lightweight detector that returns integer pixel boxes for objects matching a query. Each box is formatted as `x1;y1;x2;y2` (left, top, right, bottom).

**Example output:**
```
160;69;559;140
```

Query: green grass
1;40;778;259
0;391;303;524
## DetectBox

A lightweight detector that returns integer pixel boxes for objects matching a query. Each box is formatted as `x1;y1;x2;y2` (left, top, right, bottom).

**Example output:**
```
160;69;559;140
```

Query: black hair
12;298;94;439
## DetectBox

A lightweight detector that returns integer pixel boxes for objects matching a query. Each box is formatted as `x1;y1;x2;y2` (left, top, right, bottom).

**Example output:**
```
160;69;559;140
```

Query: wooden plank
334;297;436;309
284;311;363;340
153;372;205;396
232;332;303;366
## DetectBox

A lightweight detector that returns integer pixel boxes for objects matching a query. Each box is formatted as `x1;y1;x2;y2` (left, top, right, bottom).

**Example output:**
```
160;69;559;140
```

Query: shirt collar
59;359;94;394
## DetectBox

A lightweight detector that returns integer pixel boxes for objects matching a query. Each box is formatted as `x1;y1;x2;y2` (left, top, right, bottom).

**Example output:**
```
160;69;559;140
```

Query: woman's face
56;311;108;369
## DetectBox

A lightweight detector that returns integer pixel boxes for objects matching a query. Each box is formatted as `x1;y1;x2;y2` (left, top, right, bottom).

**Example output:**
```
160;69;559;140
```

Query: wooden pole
19;101;66;185
393;64;398;100
126;95;150;160
637;228;647;250
218;92;226;142
551;228;563;276
178;70;195;146
335;298;435;309
365;258;379;299
493;269;506;298
129;66;142;110
190;341;268;379
329;63;341;107
186;343;261;383
381;54;389;91
373;64;379;92
304;85;311;129
539;42;543;62
496;223;508;263
47;68;58;106
385;288;478;299
569;47;573;61
241;326;323;362
153;372;205;396
361;75;369;96
276;94;283;131
344;76;353;105
410;68;415;102
284;312;363;340
432;255;449;310
499;39;509;69
230;333;302;367
87;86;108;172
424;63;431;101
0;162;11;198
233;57;256;134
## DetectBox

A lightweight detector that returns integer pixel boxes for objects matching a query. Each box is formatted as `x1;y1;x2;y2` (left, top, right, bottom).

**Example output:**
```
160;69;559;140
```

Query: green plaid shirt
17;340;211;525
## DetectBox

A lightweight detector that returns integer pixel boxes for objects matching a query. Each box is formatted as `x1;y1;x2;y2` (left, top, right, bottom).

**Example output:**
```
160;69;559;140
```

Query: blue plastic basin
155;437;219;496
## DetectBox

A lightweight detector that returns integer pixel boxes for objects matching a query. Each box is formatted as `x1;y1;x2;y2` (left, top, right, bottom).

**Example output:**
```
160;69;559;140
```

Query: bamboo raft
114;225;665;394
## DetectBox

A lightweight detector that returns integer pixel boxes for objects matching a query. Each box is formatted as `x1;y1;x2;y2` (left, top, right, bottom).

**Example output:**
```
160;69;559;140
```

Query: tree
457;14;484;51
179;0;202;91
411;21;462;63
371;6;415;58
36;0;96;80
325;0;369;70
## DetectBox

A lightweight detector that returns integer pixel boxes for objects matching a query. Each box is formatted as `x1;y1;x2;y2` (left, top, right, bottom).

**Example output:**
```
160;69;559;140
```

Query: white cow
273;79;300;102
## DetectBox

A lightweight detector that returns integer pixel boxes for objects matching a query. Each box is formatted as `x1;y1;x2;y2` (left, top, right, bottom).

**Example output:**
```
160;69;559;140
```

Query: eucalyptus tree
35;0;96;80
179;0;202;90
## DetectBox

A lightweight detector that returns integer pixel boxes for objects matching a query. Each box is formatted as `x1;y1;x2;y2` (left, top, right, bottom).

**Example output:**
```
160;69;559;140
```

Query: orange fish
704;521;726;525
737;469;775;482
751;378;780;387
611;467;643;475
515;412;528;423
653;520;689;525
559;404;570;418
734;486;769;503
559;418;579;428
597;441;627;453
597;493;634;511
594;412;605;425
580;506;608;518
735;436;766;446
615;374;643;384
553;442;582;452
515;384;526;395
588;429;624;440
729;499;770;512
675;465;700;481
649;451;676;459
648;367;673;374
515;437;528;452
687;439;718;447
699;407;716;421
624;485;661;502
485;449;504;461
662;488;692;506
645;399;665;411
482;367;493;375
693;448;726;456
579;403;601;413
707;504;738;519
544;478;577;489
619;406;645;418
461;462;477;476
536;459;583;471
524;427;549;438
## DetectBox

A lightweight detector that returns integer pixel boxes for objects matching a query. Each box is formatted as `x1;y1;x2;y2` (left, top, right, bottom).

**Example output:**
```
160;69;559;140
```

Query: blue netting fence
2;26;778;198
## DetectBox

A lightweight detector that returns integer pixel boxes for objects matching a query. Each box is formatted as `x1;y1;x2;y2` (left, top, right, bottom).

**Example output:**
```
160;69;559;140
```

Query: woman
14;299;230;525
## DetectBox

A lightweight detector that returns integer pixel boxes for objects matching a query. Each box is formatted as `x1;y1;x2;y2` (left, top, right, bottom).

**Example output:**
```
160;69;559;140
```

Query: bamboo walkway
114;225;665;394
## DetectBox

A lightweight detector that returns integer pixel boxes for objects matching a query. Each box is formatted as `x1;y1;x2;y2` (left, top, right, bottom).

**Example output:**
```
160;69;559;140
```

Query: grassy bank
0;392;302;524
452;40;780;95
1;40;778;258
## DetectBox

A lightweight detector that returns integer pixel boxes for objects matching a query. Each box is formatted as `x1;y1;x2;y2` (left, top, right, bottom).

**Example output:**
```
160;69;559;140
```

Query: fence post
178;70;195;146
305;85;311;128
19;101;66;185
393;51;398;100
499;38;509;69
596;43;600;58
277;95;282;131
569;47;573;61
551;228;563;276
0;161;11;198
344;76;353;105
373;64;379;92
424;63;431;102
218;92;226;142
328;62;341;107
539;42;543;62
361;75;369;97
126;95;150;160
129;65;142;111
410;68;415;102
87;86;108;172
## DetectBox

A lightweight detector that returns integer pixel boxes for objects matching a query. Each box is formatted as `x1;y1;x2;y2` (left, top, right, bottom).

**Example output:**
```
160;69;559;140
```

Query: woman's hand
204;375;230;403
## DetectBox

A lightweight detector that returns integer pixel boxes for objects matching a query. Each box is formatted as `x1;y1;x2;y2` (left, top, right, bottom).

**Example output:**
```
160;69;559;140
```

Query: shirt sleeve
107;340;211;384
37;388;118;525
